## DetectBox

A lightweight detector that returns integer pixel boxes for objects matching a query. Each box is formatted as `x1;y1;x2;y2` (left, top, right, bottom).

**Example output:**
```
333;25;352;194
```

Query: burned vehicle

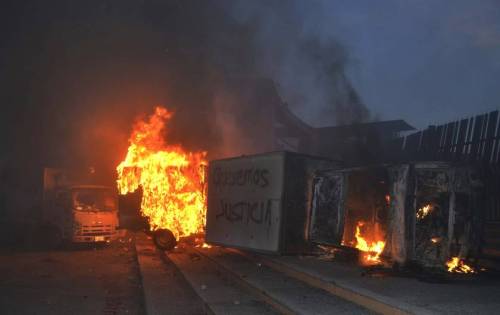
309;162;483;272
309;166;390;264
205;150;488;273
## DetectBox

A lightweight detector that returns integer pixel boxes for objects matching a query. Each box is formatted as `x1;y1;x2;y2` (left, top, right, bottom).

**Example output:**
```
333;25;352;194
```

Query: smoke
227;0;370;126
0;0;369;174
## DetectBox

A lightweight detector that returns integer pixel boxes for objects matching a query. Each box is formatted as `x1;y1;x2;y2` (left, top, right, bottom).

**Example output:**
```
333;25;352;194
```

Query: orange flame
196;243;212;249
430;237;441;244
116;106;207;239
416;204;432;220
354;221;386;264
446;257;475;274
385;194;391;205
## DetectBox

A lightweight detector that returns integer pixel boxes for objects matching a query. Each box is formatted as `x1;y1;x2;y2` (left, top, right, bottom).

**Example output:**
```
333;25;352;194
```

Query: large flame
354;221;386;264
116;106;207;239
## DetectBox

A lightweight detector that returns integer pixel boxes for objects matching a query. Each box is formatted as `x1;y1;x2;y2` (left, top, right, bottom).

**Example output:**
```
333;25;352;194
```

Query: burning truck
116;106;207;249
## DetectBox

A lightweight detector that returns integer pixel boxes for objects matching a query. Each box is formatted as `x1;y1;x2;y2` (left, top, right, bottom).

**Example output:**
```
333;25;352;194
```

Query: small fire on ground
354;221;386;264
116;106;207;239
446;257;475;274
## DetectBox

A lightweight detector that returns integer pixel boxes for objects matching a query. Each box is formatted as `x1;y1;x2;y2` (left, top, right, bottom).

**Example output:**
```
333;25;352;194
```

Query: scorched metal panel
206;152;285;252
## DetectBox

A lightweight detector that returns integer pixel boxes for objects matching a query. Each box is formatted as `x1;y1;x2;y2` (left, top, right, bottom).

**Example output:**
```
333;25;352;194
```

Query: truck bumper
72;234;118;243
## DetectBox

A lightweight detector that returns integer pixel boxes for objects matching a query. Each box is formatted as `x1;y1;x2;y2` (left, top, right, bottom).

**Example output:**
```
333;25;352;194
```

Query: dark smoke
0;0;369;178
228;1;370;126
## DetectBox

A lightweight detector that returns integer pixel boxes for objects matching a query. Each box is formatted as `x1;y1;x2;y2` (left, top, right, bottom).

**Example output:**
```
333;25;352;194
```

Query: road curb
134;232;205;315
233;249;431;315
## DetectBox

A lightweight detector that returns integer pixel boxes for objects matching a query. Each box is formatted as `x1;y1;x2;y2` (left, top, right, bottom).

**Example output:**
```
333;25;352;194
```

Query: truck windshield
72;188;116;212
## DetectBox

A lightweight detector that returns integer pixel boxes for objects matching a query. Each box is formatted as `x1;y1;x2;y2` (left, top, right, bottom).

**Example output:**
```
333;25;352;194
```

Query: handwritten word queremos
212;167;270;188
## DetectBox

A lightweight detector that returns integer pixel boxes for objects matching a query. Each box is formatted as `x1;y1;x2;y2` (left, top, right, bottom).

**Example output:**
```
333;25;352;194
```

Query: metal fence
396;110;500;164
392;110;500;227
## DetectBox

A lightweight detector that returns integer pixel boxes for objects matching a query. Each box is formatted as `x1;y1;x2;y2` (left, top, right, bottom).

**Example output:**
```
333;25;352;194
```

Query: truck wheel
153;229;177;251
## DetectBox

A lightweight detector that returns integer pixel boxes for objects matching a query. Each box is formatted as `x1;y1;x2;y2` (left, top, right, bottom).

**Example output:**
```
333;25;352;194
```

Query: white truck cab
67;185;118;242
41;169;119;246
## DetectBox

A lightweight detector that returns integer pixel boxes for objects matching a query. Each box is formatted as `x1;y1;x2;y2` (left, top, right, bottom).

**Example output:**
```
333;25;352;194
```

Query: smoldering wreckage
3;97;500;313
20;101;495;278
1;1;499;313
5;75;500;311
110;104;498;276
206;153;484;274
126;103;500;282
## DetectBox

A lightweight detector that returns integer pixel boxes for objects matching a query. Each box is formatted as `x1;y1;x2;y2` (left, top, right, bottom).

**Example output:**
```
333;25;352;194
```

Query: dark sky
311;0;500;128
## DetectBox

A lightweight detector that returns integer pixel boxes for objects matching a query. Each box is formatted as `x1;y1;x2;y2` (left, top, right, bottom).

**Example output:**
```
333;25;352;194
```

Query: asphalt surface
3;230;497;315
0;231;145;315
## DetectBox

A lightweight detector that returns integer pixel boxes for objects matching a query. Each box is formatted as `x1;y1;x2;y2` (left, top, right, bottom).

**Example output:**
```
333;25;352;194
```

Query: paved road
0;232;145;315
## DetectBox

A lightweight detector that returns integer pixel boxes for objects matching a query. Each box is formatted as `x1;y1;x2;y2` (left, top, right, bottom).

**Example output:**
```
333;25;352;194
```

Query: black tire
153;229;177;251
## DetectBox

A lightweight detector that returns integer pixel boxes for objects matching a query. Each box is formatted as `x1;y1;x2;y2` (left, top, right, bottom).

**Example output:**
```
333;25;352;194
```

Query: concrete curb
134;232;205;315
234;249;432;315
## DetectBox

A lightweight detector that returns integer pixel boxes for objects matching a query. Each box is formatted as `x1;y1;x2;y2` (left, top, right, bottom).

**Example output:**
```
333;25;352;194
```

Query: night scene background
1;1;500;315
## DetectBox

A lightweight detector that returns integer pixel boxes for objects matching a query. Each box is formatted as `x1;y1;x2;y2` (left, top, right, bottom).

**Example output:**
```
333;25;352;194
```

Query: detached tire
153;229;177;251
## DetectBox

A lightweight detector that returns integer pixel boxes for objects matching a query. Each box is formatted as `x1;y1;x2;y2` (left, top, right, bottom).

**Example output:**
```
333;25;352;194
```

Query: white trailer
205;151;338;253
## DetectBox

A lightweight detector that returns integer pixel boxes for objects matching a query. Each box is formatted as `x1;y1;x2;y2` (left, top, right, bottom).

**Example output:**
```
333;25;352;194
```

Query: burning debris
310;167;390;266
116;106;207;240
354;222;386;264
430;237;441;244
309;163;487;276
416;204;432;220
446;257;475;274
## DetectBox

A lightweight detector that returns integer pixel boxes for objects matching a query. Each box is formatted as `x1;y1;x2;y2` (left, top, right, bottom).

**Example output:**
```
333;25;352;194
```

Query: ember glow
430;237;441;244
354;221;386;264
416;204;432;220
385;194;391;205
446;257;475;274
116;106;207;239
197;243;212;249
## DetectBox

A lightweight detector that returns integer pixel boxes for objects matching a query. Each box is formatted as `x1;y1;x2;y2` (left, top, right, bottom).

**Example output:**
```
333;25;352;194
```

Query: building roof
316;119;415;135
273;102;313;137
